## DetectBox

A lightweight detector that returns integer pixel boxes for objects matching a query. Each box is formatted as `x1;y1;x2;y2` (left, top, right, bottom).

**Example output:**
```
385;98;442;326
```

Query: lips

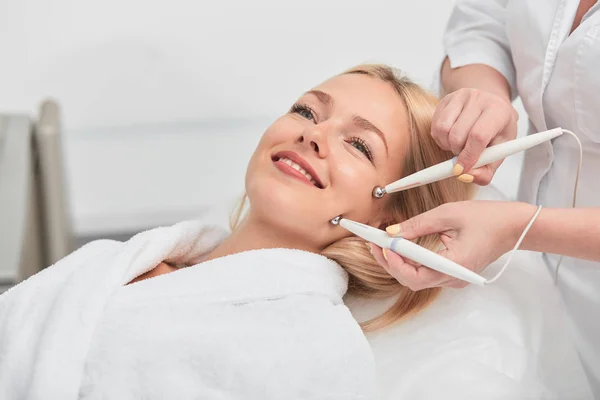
272;151;324;189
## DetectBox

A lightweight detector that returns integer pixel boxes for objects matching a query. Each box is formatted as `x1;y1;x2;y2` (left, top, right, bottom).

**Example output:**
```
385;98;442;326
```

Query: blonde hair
231;64;473;331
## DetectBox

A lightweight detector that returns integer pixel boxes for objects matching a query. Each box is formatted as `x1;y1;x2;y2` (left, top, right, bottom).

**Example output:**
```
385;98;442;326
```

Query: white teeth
277;157;317;186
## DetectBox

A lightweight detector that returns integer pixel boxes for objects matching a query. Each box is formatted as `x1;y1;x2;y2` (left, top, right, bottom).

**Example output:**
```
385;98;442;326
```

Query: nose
297;124;330;158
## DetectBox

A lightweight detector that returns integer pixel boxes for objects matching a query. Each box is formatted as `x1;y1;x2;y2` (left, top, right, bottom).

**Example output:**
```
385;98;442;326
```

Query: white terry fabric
0;220;376;400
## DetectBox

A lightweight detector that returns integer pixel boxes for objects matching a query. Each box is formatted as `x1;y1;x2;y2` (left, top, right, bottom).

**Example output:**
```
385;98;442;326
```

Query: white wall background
0;0;527;236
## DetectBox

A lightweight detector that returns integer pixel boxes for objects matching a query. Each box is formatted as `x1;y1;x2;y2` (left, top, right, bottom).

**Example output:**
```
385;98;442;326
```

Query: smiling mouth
272;154;324;189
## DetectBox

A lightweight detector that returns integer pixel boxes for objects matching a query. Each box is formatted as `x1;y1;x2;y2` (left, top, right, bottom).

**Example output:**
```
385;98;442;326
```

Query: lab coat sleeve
441;0;517;100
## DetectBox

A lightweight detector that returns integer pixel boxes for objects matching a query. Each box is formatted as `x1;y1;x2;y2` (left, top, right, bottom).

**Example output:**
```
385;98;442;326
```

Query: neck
204;213;319;262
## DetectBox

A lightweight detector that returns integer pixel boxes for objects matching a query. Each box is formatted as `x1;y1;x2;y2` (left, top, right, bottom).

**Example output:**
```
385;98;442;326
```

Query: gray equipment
0;100;72;293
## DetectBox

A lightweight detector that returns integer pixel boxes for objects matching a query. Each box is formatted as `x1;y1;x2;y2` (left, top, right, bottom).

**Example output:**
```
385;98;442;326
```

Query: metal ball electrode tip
330;216;341;225
372;186;386;198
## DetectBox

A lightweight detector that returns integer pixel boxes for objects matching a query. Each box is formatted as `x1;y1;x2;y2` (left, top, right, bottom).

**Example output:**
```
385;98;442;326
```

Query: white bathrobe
0;220;376;400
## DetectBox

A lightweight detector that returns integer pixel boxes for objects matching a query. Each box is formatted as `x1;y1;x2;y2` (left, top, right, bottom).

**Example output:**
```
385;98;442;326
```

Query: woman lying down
0;64;472;399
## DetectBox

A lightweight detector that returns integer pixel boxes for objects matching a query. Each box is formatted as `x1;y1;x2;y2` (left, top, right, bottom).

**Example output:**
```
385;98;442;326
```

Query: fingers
433;89;518;185
371;200;498;291
369;234;478;291
468;161;502;186
456;107;510;173
384;247;448;290
431;95;464;151
464;130;508;185
370;243;458;291
386;204;452;241
456;126;493;174
447;106;482;156
367;243;388;269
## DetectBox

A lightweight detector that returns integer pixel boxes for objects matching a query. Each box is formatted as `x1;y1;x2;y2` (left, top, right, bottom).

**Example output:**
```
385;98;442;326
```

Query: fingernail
382;248;389;261
365;242;372;254
386;224;401;236
452;163;464;176
457;173;474;183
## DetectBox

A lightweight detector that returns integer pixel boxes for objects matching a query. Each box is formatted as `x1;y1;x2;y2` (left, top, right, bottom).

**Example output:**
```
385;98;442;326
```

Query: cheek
244;123;287;188
244;146;331;231
330;161;383;222
261;117;296;144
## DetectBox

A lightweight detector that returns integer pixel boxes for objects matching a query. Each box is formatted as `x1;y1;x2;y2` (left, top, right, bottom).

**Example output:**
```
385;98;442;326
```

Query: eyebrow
352;115;389;155
305;89;389;156
305;89;333;106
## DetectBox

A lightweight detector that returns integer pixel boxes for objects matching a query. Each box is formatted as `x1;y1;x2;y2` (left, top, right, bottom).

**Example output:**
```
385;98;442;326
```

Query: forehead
311;73;410;147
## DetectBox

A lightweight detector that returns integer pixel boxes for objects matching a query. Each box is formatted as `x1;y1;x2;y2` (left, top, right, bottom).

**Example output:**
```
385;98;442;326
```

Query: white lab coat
443;0;600;396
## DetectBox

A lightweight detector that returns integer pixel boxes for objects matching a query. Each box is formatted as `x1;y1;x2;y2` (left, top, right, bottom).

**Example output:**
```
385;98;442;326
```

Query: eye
347;136;374;162
290;103;316;122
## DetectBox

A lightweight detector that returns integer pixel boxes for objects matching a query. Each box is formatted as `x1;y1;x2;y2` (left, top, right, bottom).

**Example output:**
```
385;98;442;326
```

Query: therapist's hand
368;201;537;290
431;88;519;185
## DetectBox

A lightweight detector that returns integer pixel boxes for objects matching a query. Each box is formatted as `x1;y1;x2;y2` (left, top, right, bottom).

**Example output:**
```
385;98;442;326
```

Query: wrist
505;202;539;250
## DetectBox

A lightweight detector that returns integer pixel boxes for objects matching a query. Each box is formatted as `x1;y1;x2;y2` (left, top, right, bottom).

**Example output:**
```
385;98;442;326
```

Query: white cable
485;205;543;284
553;129;583;285
482;128;583;286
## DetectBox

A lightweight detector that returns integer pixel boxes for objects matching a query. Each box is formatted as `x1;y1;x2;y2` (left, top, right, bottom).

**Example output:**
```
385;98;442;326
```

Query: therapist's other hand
369;201;536;291
431;88;518;185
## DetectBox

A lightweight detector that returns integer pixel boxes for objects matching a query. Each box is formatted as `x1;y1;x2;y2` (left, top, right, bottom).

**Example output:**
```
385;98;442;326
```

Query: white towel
0;220;376;400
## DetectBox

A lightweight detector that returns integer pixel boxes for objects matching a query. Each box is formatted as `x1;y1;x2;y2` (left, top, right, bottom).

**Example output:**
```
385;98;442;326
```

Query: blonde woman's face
245;73;411;250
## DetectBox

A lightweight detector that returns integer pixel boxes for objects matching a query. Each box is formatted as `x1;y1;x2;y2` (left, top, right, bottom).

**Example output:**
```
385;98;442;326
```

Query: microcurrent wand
330;127;577;285
330;216;489;286
372;127;564;198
